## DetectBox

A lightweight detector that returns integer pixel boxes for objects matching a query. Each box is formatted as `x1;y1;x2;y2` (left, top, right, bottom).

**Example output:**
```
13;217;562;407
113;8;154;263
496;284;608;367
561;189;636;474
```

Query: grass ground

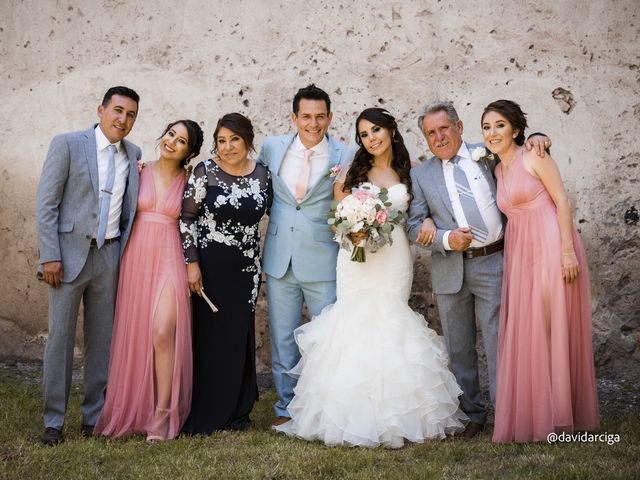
0;368;638;480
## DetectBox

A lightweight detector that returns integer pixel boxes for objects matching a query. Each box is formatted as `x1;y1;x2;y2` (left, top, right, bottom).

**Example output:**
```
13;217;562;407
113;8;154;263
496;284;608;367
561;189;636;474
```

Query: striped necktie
452;155;489;244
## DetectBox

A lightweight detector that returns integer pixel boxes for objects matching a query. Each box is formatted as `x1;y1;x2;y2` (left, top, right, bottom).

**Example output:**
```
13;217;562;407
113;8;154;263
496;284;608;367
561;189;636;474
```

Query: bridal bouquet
328;182;407;262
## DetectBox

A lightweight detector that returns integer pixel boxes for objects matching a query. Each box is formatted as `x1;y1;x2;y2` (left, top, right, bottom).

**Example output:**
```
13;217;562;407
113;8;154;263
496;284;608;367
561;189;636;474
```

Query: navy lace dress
180;158;272;433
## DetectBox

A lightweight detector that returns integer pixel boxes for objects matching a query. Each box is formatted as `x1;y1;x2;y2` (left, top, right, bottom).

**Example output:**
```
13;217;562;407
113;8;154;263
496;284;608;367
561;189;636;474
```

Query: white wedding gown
275;184;467;448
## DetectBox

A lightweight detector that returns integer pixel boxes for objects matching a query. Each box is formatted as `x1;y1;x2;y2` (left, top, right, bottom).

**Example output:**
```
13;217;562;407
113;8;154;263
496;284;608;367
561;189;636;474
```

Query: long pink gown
94;164;192;439
492;149;599;443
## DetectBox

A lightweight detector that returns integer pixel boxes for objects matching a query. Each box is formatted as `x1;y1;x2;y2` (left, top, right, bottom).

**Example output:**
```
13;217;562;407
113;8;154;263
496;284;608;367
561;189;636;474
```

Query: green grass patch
0;380;638;479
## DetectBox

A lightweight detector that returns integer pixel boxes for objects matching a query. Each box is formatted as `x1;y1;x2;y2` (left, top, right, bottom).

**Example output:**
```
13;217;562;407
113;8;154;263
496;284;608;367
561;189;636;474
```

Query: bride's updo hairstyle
343;108;412;198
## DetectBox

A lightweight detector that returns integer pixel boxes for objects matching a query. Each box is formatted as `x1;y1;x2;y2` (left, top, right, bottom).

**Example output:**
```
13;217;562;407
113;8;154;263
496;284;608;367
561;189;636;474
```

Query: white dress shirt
279;135;330;200
95;126;129;239
442;143;503;249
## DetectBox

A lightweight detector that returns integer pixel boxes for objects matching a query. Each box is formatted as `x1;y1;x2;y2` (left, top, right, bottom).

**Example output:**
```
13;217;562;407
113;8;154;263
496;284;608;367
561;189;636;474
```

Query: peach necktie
295;149;314;202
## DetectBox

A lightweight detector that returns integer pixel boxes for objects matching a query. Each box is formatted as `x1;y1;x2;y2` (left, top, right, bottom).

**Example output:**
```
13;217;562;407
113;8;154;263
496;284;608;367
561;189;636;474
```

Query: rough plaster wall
0;1;638;378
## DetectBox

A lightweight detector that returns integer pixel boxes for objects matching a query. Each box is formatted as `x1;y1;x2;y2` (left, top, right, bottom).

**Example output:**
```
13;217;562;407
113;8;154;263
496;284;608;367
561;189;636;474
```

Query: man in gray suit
256;85;354;427
407;101;549;438
36;86;141;445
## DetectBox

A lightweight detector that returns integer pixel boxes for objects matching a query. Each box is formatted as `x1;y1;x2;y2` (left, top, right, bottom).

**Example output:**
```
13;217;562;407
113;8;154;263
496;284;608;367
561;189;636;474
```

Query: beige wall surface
1;0;638;378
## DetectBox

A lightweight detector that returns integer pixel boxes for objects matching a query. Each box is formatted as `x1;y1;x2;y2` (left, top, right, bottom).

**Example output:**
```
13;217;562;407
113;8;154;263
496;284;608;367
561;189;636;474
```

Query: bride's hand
349;230;368;246
416;218;436;245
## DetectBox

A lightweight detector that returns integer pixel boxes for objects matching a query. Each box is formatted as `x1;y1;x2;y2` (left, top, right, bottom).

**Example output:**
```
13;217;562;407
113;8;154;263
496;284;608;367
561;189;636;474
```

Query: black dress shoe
41;427;64;445
458;421;485;439
80;424;95;438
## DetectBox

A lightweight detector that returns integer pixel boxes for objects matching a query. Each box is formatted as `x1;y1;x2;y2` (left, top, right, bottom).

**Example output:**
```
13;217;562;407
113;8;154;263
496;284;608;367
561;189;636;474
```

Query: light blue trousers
266;265;336;417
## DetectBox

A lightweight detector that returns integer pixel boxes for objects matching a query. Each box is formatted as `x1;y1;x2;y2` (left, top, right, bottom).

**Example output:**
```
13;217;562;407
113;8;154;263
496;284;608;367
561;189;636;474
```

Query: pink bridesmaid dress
94;164;192;440
492;148;599;443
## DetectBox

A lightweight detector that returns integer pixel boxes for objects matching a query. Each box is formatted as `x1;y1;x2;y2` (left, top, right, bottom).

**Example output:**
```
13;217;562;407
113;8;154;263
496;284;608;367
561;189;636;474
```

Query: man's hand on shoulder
525;133;551;157
448;227;473;251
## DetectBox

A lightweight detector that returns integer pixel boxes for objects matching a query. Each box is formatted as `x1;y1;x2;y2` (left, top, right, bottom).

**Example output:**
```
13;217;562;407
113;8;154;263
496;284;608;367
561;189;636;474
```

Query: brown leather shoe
271;416;291;428
458;421;485;439
41;427;64;445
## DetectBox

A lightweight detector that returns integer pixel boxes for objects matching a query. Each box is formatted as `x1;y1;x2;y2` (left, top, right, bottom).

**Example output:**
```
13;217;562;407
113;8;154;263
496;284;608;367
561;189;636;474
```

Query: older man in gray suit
36;86;141;445
407;101;549;438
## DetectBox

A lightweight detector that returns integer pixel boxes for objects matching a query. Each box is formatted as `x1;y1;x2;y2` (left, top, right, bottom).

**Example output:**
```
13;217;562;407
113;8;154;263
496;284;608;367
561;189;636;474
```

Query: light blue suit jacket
257;134;355;283
35;126;141;282
407;142;502;294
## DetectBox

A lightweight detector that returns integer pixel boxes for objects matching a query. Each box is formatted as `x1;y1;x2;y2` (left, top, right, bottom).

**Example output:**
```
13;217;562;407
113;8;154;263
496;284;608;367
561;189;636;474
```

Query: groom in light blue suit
256;85;355;425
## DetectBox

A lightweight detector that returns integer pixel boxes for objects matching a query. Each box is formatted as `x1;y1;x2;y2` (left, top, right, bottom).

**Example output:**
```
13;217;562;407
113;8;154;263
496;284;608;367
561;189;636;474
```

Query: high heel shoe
146;407;171;443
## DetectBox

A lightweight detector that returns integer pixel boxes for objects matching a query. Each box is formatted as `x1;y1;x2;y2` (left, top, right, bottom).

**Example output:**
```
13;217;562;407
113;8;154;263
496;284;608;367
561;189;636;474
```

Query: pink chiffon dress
94;164;192;440
492;148;599;443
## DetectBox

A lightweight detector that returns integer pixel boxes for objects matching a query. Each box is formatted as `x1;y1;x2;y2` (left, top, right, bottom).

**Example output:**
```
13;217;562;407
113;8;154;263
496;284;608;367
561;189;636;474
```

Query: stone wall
1;0;638;379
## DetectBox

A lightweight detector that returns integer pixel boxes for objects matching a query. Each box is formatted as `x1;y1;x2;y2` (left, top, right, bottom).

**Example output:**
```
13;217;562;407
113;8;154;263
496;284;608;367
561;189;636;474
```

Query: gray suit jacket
257;133;355;282
407;142;501;294
35;126;141;282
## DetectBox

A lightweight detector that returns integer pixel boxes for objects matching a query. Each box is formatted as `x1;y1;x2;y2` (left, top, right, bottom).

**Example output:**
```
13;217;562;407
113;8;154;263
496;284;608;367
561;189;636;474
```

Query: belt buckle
464;245;486;259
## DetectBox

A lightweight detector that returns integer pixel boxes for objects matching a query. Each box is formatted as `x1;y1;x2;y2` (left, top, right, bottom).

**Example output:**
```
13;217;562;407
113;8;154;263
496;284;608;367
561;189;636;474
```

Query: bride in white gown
275;108;466;448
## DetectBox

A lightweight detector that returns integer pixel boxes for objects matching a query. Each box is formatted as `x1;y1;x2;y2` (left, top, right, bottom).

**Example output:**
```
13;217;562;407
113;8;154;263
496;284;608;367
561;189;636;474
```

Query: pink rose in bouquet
375;209;388;225
354;189;376;202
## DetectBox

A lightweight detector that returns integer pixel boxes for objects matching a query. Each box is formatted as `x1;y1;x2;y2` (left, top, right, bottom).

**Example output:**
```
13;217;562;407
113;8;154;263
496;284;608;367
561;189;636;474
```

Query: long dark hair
343;108;412;198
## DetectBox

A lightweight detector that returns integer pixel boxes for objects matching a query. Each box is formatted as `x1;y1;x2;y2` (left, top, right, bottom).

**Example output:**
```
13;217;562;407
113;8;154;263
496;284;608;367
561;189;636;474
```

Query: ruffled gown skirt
276;190;466;448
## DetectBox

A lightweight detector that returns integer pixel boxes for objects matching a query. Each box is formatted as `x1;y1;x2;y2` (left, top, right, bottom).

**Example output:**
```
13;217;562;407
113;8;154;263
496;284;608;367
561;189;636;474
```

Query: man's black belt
90;237;119;247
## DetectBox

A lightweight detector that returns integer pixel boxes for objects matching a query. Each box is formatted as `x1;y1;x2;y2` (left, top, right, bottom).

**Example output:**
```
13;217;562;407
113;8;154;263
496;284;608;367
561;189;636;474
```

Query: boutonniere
326;164;343;181
470;147;494;170
137;160;146;173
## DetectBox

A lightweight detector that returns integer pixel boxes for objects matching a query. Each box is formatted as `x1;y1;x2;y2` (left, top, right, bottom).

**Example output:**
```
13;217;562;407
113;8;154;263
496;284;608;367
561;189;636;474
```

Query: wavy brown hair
343;108;412;199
